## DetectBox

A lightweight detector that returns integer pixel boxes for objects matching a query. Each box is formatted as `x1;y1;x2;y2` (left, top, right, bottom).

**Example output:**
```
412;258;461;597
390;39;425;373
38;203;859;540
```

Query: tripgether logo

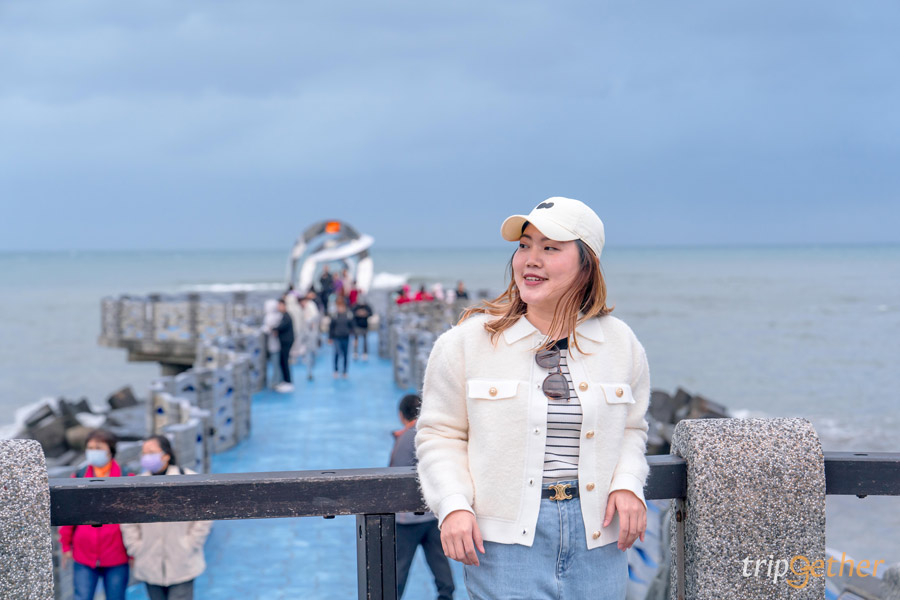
741;553;887;589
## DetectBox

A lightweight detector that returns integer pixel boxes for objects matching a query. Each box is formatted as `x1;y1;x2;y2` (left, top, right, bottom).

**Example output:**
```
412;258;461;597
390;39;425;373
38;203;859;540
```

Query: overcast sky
1;0;898;250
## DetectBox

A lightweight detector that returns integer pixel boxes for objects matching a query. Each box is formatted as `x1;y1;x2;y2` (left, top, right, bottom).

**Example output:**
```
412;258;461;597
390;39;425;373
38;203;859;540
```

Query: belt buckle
548;483;572;501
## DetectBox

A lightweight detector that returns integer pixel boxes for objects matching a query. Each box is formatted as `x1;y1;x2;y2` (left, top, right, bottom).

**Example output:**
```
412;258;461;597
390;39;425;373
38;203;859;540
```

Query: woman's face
512;224;581;311
142;439;170;465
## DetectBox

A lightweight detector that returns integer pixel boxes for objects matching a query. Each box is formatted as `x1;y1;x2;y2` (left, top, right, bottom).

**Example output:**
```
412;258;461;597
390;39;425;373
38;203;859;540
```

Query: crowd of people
394;280;469;305
59;430;212;600
264;265;375;388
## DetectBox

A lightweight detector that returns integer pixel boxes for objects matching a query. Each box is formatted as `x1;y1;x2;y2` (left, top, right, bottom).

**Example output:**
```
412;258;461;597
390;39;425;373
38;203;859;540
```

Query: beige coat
120;465;213;586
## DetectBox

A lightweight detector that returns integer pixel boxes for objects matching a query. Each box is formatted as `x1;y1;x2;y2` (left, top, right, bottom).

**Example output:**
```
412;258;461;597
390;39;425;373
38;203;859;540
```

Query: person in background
391;394;454;600
396;284;413;305
339;267;352;299
414;285;434;302
455;280;469;300
121;436;212;600
274;298;295;393
328;295;355;379
352;294;372;361
284;290;303;364
318;265;334;311
431;282;445;303
59;429;131;600
348;280;360;307
296;291;321;381
263;299;283;387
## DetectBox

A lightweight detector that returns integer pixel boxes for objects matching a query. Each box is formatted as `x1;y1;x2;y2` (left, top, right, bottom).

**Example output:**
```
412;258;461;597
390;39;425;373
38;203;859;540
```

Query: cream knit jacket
415;312;650;550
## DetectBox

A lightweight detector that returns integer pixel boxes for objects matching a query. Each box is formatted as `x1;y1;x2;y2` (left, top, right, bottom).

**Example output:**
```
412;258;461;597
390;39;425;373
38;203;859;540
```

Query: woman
416;197;650;599
328;295;355;378
295;291;321;381
59;429;130;600
351;293;372;361
121;436;213;600
263;298;284;387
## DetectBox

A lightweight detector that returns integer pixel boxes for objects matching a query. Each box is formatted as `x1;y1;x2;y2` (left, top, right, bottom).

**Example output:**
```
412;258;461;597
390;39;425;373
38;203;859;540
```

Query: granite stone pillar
0;439;54;599
670;418;826;599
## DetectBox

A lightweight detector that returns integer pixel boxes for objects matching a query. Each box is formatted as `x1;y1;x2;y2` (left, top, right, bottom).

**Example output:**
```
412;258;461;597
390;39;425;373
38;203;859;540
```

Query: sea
1;244;898;565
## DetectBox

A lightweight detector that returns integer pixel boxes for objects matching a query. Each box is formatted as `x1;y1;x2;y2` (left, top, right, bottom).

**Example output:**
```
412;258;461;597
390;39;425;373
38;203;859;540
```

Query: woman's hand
604;490;647;551
440;510;485;566
61;550;72;568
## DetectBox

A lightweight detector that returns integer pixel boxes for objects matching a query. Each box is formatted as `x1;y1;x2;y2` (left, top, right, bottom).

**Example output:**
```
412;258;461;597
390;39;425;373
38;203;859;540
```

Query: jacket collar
502;314;605;345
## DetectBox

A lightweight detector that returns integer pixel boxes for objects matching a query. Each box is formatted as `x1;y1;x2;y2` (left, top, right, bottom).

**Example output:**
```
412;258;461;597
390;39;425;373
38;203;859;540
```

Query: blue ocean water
1;244;898;564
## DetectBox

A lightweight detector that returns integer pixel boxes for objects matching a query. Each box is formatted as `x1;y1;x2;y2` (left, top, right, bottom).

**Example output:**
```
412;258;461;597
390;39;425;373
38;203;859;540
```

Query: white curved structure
287;221;375;294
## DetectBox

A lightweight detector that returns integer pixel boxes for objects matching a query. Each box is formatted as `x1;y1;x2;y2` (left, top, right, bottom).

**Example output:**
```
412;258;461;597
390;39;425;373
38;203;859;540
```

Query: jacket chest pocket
467;379;520;400
597;383;635;405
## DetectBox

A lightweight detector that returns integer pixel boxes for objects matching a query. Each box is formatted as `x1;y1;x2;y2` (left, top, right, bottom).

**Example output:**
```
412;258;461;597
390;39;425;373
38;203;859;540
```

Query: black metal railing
48;452;900;599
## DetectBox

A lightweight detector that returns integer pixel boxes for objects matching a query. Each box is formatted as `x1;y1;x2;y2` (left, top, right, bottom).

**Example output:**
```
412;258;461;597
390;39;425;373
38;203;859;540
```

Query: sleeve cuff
609;472;647;509
436;494;475;528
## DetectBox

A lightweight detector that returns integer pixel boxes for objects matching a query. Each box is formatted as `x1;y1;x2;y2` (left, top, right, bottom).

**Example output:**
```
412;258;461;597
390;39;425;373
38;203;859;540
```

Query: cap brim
501;215;529;241
501;214;578;243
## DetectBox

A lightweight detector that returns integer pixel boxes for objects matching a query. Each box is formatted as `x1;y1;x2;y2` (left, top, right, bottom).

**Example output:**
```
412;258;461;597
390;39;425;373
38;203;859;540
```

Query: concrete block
669;418;825;600
119;298;149;341
107;386;139;410
26;415;69;458
162;419;203;474
0;439;54;599
151;391;190;433
115;440;144;474
153;300;192;342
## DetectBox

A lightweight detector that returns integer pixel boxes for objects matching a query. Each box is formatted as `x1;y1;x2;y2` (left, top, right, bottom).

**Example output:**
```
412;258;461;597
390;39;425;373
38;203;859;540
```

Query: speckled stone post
669;418;826;599
0;440;54;599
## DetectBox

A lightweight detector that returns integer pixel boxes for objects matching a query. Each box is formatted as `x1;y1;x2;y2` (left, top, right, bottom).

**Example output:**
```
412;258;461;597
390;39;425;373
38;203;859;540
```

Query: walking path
126;335;468;599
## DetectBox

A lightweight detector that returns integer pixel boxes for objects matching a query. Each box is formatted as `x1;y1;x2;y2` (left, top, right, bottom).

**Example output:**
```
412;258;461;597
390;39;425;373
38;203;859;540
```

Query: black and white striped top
542;338;582;483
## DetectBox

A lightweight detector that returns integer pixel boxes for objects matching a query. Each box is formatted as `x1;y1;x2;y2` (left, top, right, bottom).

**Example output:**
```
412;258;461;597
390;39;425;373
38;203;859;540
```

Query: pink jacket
58;461;130;567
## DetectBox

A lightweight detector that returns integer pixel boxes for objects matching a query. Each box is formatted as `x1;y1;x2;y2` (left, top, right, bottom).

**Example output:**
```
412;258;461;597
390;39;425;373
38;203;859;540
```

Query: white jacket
120;466;213;586
415;313;649;550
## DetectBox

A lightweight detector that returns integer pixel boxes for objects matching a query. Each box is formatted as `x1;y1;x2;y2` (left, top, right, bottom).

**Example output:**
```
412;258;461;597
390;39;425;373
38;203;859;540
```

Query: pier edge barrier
0;439;54;599
669;417;826;599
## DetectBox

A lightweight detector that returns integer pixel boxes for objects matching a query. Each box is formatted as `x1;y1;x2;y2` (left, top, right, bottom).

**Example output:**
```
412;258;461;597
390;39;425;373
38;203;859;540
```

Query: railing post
0;440;54;599
356;513;398;600
669;418;826;599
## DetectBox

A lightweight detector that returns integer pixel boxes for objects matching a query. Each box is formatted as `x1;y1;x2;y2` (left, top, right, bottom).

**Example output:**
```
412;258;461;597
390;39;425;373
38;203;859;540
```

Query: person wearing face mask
121;436;213;600
58;429;131;600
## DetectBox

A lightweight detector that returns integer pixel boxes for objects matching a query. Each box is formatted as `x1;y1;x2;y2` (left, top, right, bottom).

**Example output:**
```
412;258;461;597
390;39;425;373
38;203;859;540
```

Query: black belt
541;483;579;501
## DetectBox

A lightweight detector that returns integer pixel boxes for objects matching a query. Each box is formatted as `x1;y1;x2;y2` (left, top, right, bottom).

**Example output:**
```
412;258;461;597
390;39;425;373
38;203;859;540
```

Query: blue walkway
126;335;468;599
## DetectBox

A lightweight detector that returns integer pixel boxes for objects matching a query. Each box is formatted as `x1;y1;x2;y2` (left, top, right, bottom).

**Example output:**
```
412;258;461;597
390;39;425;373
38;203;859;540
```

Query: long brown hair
460;238;613;353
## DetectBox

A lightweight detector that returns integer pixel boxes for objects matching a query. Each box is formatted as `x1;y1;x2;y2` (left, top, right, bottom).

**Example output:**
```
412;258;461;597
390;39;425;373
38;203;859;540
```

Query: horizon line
1;241;899;254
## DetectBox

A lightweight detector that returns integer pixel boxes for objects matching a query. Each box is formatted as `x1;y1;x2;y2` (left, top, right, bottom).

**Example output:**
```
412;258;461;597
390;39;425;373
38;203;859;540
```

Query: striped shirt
542;338;582;483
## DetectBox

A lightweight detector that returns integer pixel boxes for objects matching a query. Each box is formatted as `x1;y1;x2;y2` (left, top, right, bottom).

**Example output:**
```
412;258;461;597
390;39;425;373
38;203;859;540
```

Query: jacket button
489;387;498;397
534;428;540;435
586;483;595;491
522;529;527;535
529;478;534;486
585;431;594;439
579;382;588;391
592;531;601;539
615;387;624;397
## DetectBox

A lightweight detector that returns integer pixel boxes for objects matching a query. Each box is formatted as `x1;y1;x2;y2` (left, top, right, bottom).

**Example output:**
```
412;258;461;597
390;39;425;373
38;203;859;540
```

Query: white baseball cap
501;197;605;259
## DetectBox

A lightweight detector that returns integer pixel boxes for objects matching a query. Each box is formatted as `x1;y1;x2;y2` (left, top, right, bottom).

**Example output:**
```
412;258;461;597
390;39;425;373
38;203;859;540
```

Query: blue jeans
333;336;350;373
73;561;129;600
463;482;627;600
